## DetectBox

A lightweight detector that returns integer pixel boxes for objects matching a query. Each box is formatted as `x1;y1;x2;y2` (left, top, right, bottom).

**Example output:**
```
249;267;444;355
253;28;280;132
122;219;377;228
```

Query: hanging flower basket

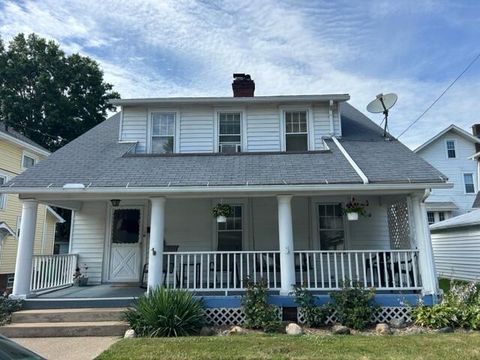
212;204;233;223
343;198;369;221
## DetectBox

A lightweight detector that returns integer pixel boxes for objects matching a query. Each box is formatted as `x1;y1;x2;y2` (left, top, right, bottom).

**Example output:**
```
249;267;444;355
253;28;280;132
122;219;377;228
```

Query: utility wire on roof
398;51;480;138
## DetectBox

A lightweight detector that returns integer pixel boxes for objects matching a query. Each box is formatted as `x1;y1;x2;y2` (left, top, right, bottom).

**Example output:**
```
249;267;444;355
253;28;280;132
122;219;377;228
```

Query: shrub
412;280;480;329
293;285;328;328
124;288;204;337
329;281;377;330
242;278;280;333
0;294;22;325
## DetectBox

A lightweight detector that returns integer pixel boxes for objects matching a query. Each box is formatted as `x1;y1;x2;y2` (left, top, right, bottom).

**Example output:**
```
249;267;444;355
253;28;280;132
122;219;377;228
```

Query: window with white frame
446;140;456;158
438;211;446;222
285;111;308;152
0;174;6;210
318;204;345;250
464;173;475;194
427;211;435;225
22;153;36;169
151;112;175;154
6;275;14;289
217;205;242;251
218;113;241;153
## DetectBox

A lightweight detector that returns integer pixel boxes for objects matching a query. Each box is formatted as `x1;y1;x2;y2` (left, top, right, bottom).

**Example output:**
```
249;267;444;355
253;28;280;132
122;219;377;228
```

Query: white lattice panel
388;199;412;250
297;306;411;325
203;308;246;326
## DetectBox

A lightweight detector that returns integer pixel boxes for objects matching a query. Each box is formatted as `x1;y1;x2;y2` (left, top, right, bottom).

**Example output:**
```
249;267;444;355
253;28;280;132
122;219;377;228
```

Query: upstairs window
285;111;308;152
438;212;445;222
0;175;6;210
219;113;241;153
427;211;435;225
151;112;175;154
22;153;36;169
464;173;475;194
446;140;456;158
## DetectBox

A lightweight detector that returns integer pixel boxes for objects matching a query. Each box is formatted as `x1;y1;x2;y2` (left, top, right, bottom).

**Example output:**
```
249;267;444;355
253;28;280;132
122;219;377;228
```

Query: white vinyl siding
121;107;148;153
70;202;107;284
246;107;281;152
313;103;340;150
431;227;480;282
180;107;214;153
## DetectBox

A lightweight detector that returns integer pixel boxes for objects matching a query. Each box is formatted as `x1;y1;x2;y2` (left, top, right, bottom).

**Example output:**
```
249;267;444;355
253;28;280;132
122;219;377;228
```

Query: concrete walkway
12;337;120;360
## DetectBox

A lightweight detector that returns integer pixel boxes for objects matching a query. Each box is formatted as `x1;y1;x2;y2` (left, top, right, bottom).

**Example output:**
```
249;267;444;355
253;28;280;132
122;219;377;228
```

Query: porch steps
0;308;129;337
22;297;136;310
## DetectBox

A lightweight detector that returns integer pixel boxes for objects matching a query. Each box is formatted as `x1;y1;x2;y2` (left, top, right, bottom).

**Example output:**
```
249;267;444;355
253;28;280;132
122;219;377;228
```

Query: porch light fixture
111;199;121;207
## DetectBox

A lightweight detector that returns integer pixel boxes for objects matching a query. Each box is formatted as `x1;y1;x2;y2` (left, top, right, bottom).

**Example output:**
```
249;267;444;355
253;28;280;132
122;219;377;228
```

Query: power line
397;51;480;138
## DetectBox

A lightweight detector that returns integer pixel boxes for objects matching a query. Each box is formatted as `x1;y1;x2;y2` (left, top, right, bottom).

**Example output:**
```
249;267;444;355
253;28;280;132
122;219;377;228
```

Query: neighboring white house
430;209;480;282
415;125;480;224
0;74;450;323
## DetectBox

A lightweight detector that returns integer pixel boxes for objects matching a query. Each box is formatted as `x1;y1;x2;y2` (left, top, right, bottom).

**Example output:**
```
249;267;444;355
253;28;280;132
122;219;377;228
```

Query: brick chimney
232;73;255;97
472;124;480;153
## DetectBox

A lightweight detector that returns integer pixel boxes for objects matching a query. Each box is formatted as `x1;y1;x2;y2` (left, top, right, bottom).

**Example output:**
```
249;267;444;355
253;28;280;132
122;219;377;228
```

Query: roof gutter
1;182;453;196
331;137;369;184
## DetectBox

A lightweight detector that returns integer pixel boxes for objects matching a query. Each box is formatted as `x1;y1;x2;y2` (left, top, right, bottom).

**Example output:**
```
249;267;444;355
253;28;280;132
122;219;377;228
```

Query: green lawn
97;333;480;360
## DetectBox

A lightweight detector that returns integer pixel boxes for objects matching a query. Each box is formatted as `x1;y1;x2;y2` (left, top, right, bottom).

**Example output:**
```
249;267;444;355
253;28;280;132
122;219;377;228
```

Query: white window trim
312;201;349;251
214;108;246;153
147;109;180;154
212;199;248;251
279;105;314;152
445;139;457;159
463;172;476;194
21;150;38;170
0;172;8;211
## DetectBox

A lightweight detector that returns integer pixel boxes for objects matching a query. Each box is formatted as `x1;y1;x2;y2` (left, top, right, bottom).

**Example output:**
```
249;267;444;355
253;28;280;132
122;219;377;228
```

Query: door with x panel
109;207;143;282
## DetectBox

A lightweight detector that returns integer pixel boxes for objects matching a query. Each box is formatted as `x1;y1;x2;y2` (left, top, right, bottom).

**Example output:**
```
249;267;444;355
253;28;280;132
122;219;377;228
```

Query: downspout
329;100;334;135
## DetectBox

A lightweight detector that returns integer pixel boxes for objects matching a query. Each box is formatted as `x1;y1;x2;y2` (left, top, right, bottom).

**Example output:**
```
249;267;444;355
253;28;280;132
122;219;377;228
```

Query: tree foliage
0;33;120;151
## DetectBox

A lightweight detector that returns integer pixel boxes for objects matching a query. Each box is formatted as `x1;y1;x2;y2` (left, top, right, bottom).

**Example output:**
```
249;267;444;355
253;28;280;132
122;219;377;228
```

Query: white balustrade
30;254;78;292
294;250;421;291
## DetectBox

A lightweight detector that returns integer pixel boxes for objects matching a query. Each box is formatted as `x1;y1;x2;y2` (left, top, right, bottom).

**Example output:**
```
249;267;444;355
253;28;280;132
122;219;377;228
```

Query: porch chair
140;243;180;289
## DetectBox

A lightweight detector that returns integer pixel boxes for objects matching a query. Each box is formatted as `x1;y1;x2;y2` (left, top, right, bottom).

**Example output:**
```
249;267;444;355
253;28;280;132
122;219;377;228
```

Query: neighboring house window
427;212;435;225
438;212;445;222
218;113;241;153
446;140;456;158
464;173;475;194
217;205;242;251
0;174;6;210
151;112;175;154
22;153;36;169
6;275;14;289
285;111;308;152
318;204;345;250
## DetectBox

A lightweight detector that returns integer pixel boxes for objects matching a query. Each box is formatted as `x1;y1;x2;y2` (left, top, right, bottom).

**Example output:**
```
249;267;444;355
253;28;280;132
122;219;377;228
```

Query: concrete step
0;321;129;337
23;298;136;310
11;308;126;323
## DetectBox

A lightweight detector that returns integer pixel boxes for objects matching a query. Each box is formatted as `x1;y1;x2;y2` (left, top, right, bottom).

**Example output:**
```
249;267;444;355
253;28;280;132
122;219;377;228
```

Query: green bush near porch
97;333;480;360
123;288;204;337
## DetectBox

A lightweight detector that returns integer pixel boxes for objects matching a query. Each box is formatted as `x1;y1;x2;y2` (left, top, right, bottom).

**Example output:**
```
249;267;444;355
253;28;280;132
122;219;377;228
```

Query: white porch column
12;199;38;298
148;197;166;293
277;195;296;295
409;194;438;296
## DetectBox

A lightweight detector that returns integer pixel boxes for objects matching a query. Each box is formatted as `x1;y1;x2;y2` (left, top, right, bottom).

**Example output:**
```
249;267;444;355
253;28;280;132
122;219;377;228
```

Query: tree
0;33;120;151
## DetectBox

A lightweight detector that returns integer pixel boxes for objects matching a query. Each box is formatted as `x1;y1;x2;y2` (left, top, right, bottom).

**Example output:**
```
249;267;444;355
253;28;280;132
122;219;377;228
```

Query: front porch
11;191;438;304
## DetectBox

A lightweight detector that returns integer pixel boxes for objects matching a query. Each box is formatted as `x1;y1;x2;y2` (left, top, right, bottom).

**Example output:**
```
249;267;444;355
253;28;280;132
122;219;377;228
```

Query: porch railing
294;250;421;291
30;254;78;293
163;251;281;293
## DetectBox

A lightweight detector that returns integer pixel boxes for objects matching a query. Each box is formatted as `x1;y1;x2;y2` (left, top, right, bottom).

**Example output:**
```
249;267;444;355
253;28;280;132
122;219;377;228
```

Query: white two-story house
414;125;480;224
0;74;449;325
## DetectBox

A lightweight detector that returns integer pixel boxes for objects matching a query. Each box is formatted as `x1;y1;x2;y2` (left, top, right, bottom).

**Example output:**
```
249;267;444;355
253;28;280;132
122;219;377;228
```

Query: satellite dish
367;93;398;138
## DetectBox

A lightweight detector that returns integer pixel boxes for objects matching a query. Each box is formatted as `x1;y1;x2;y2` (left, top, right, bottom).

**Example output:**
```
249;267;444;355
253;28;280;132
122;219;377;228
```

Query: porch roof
1;104;447;193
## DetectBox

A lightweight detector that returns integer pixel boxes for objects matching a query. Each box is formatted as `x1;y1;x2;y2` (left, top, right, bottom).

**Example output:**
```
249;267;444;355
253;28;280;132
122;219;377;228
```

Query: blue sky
0;0;479;148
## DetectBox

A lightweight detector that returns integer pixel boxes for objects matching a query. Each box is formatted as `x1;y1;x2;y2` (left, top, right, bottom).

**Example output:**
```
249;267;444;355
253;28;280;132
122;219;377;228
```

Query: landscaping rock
285;323;303;335
228;326;246;335
389;318;406;329
435;326;454;333
375;323;391;335
124;329;136;338
200;327;216;336
332;325;350;335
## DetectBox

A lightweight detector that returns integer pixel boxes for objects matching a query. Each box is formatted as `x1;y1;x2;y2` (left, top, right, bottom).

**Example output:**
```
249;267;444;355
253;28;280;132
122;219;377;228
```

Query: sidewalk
12;337;120;360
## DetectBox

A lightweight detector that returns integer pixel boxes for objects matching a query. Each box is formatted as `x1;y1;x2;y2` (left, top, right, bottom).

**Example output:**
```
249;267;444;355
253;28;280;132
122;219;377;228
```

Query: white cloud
0;0;478;149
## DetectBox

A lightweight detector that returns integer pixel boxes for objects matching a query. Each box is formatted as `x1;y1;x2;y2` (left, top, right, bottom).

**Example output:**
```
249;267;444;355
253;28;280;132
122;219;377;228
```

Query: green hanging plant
212;204;233;218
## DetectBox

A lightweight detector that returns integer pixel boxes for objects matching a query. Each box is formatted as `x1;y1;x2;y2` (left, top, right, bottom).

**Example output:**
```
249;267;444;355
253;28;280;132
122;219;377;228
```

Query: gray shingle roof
430;209;480;231
2;103;447;191
0;122;49;153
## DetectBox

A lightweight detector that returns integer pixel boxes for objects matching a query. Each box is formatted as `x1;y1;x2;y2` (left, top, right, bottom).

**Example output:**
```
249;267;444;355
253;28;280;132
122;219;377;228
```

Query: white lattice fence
387;199;412;250
204;306;412;326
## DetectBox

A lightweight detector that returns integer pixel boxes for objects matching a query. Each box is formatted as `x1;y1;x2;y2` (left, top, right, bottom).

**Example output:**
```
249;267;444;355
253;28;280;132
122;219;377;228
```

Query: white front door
109;207;143;282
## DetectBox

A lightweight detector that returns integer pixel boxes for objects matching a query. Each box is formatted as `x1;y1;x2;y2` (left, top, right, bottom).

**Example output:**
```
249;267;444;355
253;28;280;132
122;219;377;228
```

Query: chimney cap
233;73;251;80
